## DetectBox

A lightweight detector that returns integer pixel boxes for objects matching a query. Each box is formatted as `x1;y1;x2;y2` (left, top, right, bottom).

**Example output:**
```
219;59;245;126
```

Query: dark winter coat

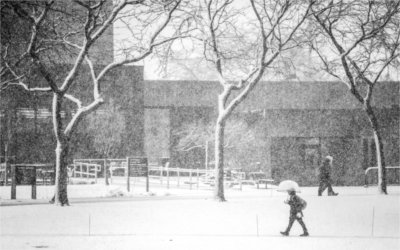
287;194;307;215
319;159;331;181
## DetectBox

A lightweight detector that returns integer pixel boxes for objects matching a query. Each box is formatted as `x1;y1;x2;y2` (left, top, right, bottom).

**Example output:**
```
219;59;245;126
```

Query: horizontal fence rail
148;166;214;189
70;162;102;183
364;166;400;187
71;158;268;191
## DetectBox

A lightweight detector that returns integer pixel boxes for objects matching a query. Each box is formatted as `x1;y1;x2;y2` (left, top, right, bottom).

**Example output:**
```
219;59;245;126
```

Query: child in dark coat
280;189;309;236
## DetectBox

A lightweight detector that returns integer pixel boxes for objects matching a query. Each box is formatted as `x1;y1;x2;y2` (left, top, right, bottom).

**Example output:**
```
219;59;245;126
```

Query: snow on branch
310;0;400;104
96;0;183;81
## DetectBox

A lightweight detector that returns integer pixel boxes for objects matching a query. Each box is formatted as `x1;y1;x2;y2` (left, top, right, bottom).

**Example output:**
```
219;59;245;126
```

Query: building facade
143;80;399;186
1;69;399;185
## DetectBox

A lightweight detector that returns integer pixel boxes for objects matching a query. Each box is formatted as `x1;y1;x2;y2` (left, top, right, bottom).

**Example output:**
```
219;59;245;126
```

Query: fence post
160;167;163;185
240;173;243;191
167;166;170;189
31;167;37;199
104;159;109;186
126;157;130;192
146;163;149;192
177;168;180;187
11;164;16;199
86;164;89;179
3;161;8;186
197;168;199;189
95;165;98;184
190;169;193;190
73;160;76;178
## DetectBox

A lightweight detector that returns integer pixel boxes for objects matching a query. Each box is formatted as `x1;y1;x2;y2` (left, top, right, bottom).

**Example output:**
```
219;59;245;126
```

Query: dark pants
285;213;308;234
318;180;335;195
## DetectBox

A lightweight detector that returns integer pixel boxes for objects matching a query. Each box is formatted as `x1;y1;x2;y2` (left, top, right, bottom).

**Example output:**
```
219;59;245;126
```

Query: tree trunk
4;143;9;186
50;93;70;205
4;110;14;186
365;105;387;194
214;118;226;202
53;138;70;205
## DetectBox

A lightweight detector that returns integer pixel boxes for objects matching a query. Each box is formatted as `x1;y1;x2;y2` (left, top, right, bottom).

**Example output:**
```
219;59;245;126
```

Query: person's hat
326;155;333;161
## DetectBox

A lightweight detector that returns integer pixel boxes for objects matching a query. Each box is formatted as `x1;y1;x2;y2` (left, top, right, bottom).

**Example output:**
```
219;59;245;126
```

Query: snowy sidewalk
0;181;214;206
1;186;399;250
2;181;399;203
2;234;398;250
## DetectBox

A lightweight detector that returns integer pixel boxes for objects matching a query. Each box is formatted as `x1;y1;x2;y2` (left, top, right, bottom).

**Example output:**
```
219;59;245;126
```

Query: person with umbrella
278;180;309;237
318;155;338;196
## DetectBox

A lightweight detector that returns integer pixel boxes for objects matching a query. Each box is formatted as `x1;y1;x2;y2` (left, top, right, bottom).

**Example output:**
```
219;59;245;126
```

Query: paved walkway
2;234;399;250
1;187;399;250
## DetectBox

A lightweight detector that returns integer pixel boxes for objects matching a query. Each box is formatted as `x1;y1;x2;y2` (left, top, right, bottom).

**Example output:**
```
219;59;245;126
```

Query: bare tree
0;0;184;205
309;0;400;194
176;0;314;201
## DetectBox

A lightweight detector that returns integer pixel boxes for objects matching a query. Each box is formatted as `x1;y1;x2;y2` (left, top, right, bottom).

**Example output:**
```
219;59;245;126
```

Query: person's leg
297;217;309;236
318;181;327;196
327;182;334;194
281;215;295;236
327;181;338;196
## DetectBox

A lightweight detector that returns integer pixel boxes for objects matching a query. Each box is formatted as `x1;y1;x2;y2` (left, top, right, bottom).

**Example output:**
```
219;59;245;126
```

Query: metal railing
148;166;213;189
364;166;400;187
70;162;102;183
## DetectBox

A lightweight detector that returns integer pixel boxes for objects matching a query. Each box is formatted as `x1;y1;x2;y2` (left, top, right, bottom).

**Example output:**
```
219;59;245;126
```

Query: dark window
301;138;321;168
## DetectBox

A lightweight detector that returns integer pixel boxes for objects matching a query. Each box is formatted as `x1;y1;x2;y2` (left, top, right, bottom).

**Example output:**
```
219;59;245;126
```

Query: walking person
318;155;338;196
280;189;309;237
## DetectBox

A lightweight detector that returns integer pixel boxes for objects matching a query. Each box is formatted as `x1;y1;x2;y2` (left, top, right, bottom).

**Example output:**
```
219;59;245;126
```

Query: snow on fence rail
71;158;216;189
69;162;101;183
148;166;214;189
73;158;126;177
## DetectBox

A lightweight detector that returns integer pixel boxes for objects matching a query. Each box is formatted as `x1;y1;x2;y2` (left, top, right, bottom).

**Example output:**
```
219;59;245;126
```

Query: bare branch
1;81;52;93
64;97;104;137
85;56;101;99
96;0;182;81
311;0;400;105
64;94;82;109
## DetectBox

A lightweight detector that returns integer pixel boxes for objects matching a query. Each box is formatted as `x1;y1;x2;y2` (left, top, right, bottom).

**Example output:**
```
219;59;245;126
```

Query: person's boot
300;232;309;237
49;196;55;204
280;231;289;236
328;192;338;196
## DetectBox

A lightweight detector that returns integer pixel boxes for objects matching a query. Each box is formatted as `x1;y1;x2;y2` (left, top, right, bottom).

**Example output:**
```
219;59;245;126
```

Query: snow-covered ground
2;176;398;200
1;183;399;250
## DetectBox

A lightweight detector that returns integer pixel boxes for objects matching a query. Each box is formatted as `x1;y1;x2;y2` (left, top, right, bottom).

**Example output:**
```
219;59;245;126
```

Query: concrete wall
144;80;399;109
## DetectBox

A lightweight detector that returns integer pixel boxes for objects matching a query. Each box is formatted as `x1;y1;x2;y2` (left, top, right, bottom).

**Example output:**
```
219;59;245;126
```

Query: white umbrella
277;180;301;192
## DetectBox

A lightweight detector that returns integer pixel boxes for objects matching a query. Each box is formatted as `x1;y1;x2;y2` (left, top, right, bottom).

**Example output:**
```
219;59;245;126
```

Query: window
301;138;321;168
